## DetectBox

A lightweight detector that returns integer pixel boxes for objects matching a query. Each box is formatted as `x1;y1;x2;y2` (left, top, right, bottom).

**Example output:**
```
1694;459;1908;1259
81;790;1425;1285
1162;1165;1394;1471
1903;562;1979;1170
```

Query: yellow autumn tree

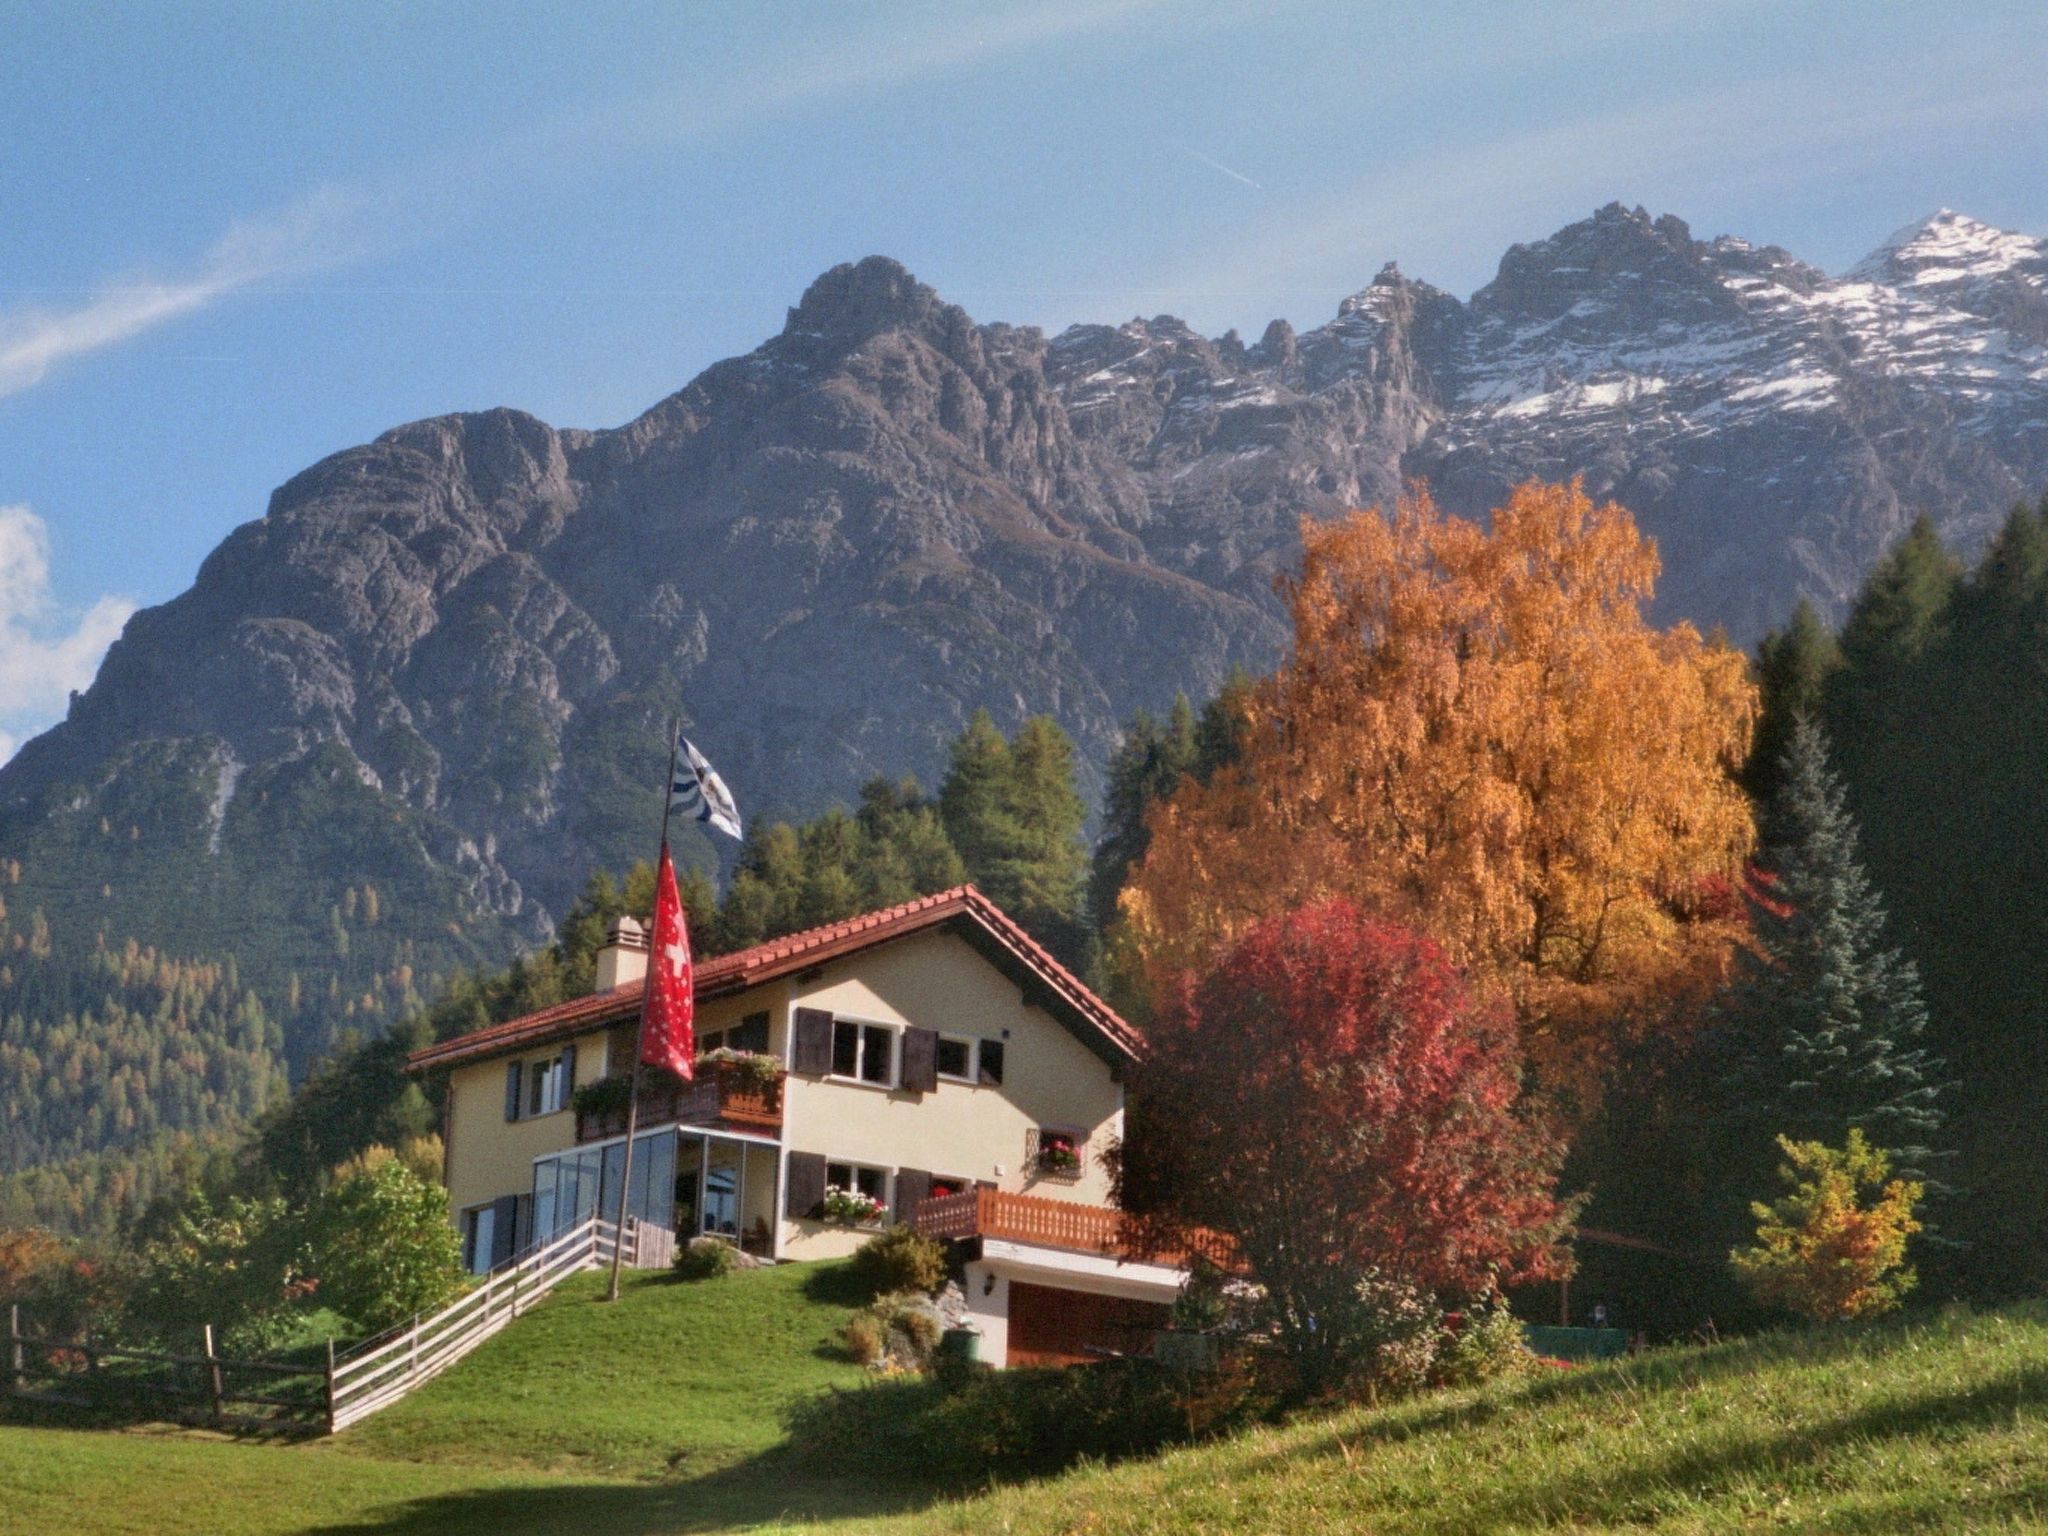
1115;480;1756;1096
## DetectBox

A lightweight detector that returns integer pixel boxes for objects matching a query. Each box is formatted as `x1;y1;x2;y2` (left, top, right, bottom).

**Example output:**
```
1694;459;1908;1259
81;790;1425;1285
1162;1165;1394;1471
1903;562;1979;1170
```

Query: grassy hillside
4;1266;2047;1535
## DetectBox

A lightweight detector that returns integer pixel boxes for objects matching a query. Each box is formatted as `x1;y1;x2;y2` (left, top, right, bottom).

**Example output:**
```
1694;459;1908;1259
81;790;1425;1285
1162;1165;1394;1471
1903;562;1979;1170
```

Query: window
977;1039;1005;1086
463;1205;496;1275
526;1055;570;1116
935;1034;974;1083
928;1174;969;1199
831;1018;895;1085
825;1161;889;1204
700;1011;770;1058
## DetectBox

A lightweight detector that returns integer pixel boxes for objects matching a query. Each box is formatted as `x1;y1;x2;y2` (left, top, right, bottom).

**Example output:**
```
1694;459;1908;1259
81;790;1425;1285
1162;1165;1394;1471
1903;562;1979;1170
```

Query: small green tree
127;1194;307;1354
1731;1129;1922;1323
306;1149;464;1333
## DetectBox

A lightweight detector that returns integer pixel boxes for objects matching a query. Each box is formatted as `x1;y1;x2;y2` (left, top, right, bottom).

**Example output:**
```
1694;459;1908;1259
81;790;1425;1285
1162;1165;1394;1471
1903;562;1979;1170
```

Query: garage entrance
1005;1281;1171;1367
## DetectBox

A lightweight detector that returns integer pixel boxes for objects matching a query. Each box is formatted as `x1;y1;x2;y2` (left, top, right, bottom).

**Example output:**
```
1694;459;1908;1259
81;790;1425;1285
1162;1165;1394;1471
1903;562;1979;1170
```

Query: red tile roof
406;884;1142;1073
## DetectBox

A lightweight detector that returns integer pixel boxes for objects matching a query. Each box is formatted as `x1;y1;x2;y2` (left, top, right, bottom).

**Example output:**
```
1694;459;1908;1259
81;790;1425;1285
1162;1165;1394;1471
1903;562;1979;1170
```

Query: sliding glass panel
703;1140;743;1238
638;1131;677;1229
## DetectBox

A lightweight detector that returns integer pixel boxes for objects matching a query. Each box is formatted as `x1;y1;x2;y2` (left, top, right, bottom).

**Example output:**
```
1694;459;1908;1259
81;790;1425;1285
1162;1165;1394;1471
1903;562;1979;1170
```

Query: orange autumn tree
1114;480;1757;1097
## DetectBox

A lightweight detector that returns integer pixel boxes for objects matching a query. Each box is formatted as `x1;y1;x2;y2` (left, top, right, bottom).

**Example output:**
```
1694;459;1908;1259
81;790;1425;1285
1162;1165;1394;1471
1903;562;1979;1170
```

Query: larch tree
1114;481;1757;1097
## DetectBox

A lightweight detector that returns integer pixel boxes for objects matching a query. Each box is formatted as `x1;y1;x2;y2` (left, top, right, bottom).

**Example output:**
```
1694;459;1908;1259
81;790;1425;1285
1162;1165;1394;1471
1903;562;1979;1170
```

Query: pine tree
1747;598;1841;799
1722;715;1946;1183
1088;698;1197;937
939;711;1089;961
937;710;1013;879
1836;514;1961;674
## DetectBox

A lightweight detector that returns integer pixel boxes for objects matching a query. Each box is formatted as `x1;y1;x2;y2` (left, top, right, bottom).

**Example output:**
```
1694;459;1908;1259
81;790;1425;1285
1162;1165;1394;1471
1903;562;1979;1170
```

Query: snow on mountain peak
1852;210;2043;288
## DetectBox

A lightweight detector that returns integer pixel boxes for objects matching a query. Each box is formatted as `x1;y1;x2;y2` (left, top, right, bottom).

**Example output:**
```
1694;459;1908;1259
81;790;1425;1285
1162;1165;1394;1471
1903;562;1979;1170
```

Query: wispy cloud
0;186;377;400
0;505;134;759
1151;32;2048;317
0;0;1177;400
1181;146;1263;191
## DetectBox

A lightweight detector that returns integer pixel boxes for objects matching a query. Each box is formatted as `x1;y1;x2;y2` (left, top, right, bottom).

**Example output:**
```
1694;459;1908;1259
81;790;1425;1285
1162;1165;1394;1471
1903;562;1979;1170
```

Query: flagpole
607;718;681;1303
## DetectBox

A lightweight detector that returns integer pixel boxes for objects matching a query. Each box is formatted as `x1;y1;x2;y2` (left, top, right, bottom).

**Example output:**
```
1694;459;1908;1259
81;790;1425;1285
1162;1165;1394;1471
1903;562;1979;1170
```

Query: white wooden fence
326;1214;669;1431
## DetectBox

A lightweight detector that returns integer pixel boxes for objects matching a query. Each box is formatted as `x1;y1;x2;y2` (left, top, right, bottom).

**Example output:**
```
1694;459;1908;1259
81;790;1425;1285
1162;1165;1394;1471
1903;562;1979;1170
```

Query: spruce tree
1723;715;1946;1183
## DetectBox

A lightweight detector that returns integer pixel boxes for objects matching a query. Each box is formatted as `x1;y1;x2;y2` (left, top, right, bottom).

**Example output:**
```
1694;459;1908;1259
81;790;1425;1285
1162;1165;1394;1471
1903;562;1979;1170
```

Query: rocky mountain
2;204;2043;1063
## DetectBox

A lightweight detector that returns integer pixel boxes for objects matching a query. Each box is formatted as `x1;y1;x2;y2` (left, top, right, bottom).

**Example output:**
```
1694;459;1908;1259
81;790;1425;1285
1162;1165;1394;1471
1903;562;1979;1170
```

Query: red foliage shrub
1121;899;1574;1389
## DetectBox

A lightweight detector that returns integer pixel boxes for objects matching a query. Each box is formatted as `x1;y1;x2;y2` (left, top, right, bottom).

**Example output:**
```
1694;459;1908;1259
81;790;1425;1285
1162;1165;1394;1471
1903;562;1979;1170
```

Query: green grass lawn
341;1263;869;1479
5;1267;2048;1536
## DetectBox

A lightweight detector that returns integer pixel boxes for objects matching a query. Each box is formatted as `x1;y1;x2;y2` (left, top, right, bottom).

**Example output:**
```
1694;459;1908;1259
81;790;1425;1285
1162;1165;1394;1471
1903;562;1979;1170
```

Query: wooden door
1005;1281;1170;1367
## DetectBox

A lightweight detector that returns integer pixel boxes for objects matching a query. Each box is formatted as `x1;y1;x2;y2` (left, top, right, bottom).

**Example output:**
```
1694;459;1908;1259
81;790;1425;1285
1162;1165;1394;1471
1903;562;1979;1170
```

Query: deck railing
914;1188;1237;1271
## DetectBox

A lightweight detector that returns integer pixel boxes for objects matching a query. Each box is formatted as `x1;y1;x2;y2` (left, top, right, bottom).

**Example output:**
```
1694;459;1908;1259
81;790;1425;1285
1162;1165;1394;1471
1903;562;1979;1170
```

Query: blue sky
2;0;2044;757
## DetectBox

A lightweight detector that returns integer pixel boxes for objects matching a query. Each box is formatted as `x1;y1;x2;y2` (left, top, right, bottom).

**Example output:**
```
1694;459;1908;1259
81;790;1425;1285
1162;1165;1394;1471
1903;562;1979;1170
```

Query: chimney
594;915;649;993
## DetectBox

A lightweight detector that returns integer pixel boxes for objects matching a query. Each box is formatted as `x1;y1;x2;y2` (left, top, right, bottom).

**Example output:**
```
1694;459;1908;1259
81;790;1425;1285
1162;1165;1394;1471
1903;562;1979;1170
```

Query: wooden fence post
8;1304;22;1394
324;1337;337;1434
409;1312;420;1386
202;1324;226;1423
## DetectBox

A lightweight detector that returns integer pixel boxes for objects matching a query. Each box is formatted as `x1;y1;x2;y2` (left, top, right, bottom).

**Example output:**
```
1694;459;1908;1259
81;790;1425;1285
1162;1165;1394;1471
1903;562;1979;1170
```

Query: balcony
913;1188;1237;1271
575;1061;783;1143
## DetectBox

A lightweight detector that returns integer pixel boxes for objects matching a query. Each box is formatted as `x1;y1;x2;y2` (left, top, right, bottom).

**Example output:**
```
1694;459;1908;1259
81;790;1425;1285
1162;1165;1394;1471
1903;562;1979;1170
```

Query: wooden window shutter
785;1151;828;1219
504;1062;523;1121
900;1027;939;1093
490;1194;519;1266
893;1167;933;1225
791;1008;834;1076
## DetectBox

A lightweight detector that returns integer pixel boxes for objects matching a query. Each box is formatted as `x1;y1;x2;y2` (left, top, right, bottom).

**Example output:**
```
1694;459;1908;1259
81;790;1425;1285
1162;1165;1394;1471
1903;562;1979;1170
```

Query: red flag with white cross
638;842;695;1080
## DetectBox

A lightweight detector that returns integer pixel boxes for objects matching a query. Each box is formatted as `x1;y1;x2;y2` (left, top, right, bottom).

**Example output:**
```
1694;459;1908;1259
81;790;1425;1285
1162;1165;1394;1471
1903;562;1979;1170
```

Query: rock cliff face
5;206;2044;1032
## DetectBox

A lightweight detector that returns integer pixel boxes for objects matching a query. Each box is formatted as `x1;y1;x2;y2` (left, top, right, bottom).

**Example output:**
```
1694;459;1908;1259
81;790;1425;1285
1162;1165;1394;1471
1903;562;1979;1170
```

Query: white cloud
0;186;376;401
0;506;135;759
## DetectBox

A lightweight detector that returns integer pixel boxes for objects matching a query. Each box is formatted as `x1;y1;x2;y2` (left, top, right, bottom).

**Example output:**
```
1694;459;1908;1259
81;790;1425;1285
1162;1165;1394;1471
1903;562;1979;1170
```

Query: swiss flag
639;844;695;1080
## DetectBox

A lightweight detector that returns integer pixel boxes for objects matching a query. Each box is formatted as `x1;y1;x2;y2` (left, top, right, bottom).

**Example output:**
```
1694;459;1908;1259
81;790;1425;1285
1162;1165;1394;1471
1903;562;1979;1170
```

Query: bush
844;1291;944;1371
674;1236;738;1281
848;1225;947;1298
127;1194;307;1353
786;1356;1251;1483
306;1150;464;1333
1731;1129;1923;1323
1436;1294;1535;1388
1330;1269;1443;1399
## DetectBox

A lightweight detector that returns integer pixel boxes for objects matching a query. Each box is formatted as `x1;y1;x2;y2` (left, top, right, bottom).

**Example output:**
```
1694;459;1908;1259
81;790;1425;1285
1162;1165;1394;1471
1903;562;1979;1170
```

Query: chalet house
408;885;1189;1367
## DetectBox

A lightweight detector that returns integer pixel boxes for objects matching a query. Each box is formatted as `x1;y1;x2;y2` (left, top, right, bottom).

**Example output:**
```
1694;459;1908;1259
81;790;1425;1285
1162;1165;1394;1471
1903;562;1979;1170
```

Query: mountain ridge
3;202;2044;1076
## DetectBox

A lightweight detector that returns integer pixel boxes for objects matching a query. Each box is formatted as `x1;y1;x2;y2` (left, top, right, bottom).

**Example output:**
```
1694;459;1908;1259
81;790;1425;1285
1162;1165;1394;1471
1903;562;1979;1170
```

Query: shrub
306;1150;464;1333
844;1291;944;1371
842;1311;886;1366
1436;1293;1535;1388
127;1195;306;1352
1333;1269;1444;1398
849;1225;947;1298
674;1236;738;1281
785;1357;1251;1484
1731;1129;1923;1322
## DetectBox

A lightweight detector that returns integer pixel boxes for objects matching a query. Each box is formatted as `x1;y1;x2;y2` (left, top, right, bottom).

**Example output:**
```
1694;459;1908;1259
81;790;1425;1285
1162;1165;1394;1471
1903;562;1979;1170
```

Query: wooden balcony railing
575;1065;783;1143
913;1188;1238;1271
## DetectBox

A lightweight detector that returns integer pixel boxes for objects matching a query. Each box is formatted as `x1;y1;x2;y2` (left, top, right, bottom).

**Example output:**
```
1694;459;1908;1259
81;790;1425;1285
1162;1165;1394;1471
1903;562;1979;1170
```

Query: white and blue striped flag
670;736;743;841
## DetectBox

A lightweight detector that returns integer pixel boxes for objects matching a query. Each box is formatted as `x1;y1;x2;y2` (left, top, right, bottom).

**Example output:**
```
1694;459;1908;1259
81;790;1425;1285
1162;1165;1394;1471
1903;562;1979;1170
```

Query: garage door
1006;1281;1170;1367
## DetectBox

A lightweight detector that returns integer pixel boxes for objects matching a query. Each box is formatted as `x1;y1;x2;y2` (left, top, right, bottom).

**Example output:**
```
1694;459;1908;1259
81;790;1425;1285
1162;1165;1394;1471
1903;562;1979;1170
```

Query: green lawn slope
3;1268;2047;1536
